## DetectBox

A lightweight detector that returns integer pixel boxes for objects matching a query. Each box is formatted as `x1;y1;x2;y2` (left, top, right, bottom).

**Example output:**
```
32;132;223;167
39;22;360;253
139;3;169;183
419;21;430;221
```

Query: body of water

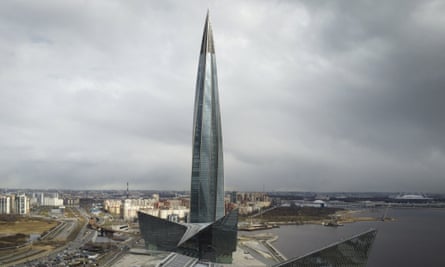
239;208;445;267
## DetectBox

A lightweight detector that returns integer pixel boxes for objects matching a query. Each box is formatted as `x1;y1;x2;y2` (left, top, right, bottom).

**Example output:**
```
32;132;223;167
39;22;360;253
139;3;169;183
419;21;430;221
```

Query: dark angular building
190;12;225;224
177;208;238;261
273;229;377;267
138;209;238;263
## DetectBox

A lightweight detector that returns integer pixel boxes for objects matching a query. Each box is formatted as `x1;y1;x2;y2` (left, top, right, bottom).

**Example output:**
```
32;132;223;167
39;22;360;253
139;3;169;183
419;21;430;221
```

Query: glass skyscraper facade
190;12;225;223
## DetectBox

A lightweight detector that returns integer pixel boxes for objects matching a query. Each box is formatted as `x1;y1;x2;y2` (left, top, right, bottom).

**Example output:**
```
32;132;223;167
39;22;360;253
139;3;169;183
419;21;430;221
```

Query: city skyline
0;1;444;192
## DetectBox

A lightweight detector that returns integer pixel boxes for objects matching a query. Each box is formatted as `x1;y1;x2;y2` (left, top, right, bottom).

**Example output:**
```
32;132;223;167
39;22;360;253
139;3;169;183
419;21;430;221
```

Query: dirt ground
0;216;57;235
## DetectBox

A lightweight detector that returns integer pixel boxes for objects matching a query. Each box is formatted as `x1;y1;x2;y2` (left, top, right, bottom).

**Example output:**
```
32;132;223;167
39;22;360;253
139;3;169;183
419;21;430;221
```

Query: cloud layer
0;0;444;192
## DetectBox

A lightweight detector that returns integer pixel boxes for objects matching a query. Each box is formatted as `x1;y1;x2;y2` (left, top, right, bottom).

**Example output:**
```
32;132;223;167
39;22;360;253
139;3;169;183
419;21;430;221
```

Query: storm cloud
0;0;444;192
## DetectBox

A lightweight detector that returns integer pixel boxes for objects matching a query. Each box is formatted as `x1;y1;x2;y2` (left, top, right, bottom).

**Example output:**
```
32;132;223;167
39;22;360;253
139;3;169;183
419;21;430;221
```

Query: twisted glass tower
190;13;224;223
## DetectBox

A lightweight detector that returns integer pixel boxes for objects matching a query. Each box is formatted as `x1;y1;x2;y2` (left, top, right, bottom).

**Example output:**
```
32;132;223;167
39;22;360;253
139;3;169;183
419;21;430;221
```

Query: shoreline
239;209;394;232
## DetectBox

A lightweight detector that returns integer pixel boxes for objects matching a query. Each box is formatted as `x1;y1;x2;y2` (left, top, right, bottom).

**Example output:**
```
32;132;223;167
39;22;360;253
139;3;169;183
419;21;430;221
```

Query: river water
239;208;445;267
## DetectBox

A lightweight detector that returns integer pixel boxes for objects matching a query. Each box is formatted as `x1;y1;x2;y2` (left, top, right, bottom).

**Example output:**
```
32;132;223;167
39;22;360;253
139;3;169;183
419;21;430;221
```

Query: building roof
178;222;211;246
395;194;431;199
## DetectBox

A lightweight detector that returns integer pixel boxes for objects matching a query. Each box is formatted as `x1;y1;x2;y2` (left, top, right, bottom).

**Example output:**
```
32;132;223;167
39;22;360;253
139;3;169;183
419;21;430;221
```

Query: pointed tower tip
200;11;215;54
205;10;210;26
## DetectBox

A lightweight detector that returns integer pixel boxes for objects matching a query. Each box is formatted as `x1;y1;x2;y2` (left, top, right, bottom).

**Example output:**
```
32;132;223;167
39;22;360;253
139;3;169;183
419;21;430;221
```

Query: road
14;207;93;267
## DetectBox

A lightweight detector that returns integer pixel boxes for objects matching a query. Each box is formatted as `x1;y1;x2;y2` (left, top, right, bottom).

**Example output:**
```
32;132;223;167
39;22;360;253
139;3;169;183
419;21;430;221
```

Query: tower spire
126;181;129;199
200;11;215;54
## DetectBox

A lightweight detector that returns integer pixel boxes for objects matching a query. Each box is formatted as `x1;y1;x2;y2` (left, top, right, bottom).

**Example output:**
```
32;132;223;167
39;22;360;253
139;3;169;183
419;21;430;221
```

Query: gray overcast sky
1;0;444;192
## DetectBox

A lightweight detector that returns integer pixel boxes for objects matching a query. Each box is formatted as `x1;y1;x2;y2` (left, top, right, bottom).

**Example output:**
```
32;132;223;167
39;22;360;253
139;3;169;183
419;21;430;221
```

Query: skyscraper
190;12;224;223
138;12;375;265
138;13;238;263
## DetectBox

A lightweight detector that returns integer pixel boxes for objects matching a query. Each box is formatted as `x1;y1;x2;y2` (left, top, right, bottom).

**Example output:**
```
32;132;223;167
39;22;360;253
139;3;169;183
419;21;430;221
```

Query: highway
13;207;93;267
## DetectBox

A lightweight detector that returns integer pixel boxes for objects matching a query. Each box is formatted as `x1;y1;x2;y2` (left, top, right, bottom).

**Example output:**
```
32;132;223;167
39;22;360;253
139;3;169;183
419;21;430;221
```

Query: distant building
230;191;237;203
104;199;122;215
392;194;433;203
15;193;29;215
64;198;79;207
235;192;271;215
9;194;16;214
0;195;11;214
297;200;326;208
79;198;97;210
237;192;270;203
39;192;45;205
121;199;133;220
121;198;159;221
0;193;30;215
42;193;64;207
104;197;190;221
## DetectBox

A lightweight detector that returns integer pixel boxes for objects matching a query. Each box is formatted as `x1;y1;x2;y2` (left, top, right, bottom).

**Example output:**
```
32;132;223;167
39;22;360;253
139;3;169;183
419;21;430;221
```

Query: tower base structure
138;209;238;263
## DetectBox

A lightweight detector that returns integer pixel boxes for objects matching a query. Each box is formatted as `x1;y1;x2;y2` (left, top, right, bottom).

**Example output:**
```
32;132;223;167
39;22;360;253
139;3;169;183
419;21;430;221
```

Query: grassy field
0;215;58;235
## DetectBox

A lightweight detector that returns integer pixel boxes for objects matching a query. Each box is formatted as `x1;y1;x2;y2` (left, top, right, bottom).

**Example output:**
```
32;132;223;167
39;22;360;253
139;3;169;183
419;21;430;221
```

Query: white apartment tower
15;194;29;215
0;195;11;214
